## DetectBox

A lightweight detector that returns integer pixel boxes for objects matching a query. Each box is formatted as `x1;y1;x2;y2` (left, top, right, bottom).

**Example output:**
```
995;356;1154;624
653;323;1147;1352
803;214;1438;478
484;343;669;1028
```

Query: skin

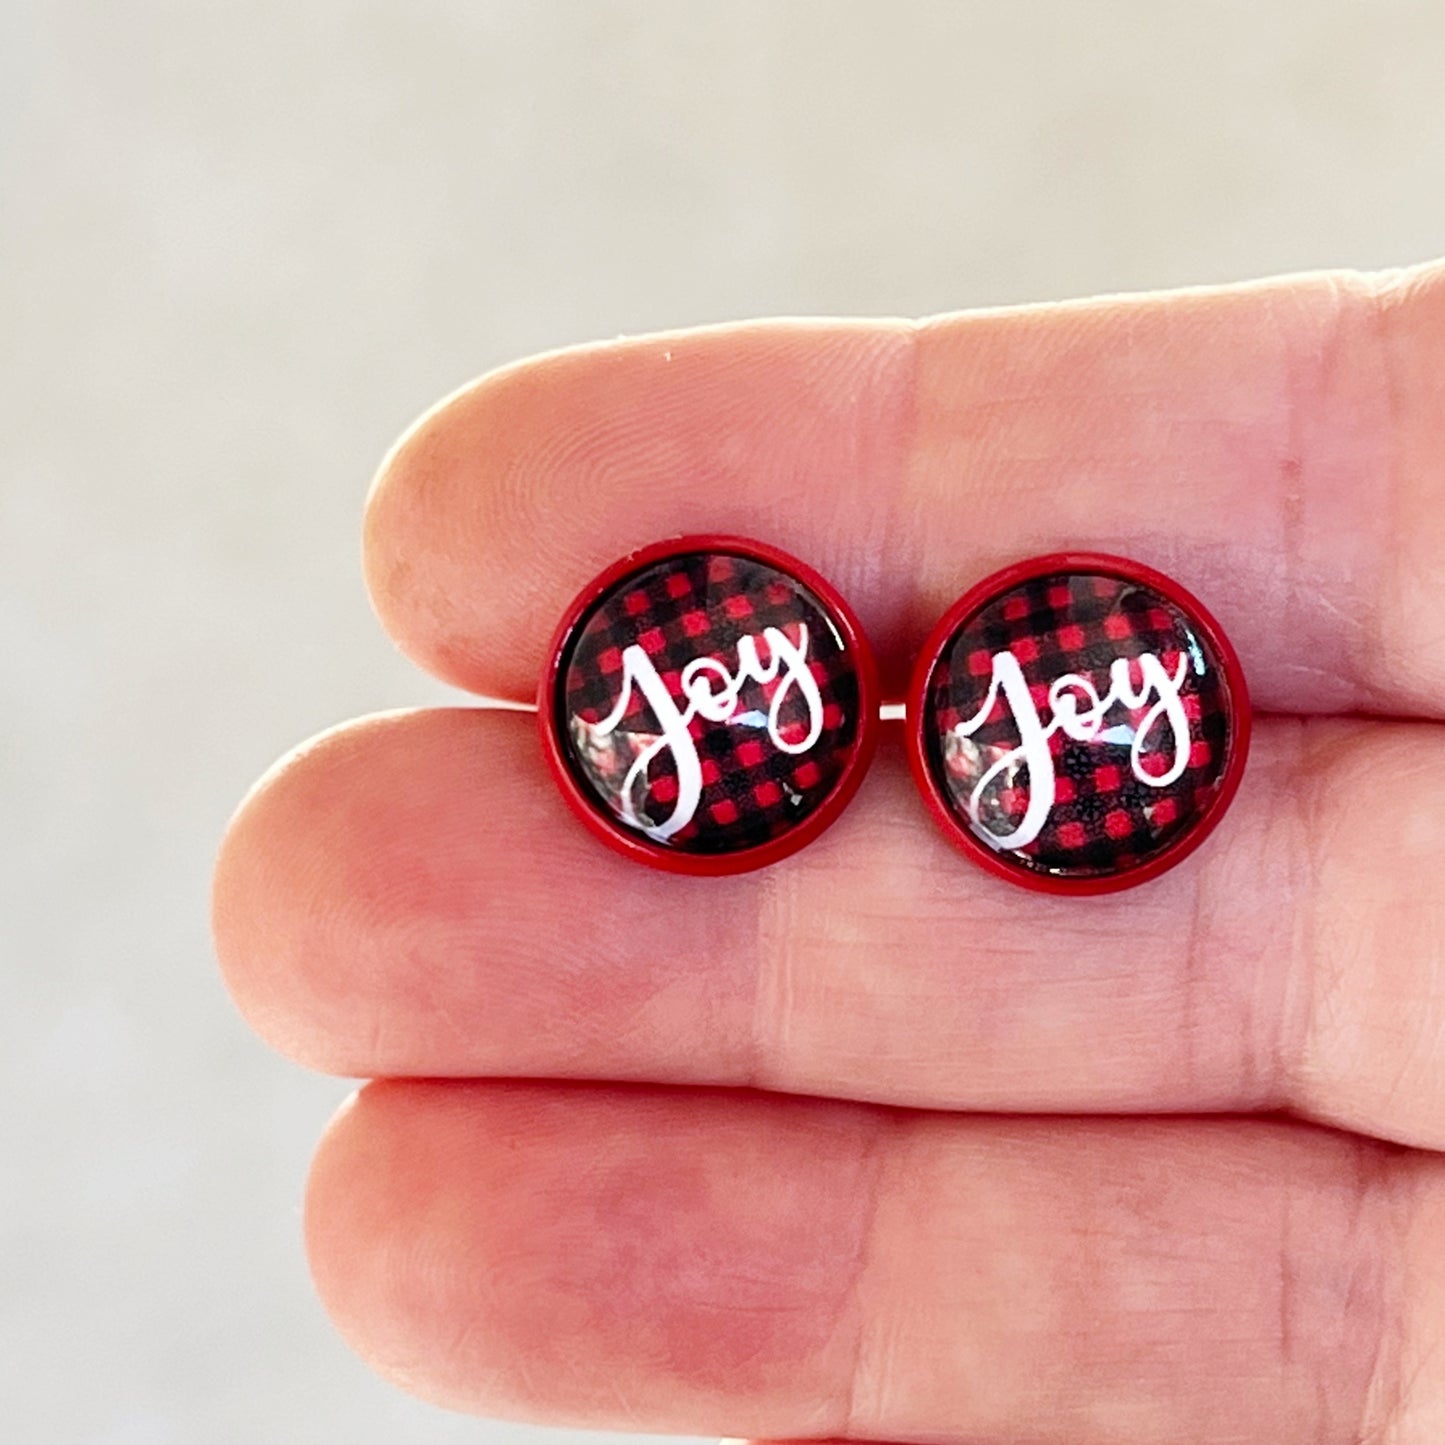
213;258;1445;1444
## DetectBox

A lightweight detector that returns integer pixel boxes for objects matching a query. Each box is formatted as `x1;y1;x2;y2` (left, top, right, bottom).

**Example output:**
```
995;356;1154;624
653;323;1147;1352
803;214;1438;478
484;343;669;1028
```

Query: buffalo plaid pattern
923;571;1234;878
559;550;862;855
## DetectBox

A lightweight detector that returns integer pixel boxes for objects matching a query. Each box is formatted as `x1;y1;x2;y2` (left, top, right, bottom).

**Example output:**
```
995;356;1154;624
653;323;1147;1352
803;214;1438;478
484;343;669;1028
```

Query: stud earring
906;553;1250;893
539;536;879;875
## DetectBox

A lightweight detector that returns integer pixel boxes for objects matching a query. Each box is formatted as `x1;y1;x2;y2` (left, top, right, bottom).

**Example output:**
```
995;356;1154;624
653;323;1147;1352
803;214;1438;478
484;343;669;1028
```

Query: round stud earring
540;536;880;875
906;553;1250;893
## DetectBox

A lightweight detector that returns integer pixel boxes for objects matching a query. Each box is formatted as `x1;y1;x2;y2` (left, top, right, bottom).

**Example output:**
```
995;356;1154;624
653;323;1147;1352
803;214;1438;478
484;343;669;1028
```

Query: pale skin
212;259;1445;1443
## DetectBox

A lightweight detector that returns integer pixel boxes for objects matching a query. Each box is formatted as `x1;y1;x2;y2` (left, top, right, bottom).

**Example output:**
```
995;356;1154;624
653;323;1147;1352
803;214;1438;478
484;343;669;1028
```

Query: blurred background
4;2;1445;1441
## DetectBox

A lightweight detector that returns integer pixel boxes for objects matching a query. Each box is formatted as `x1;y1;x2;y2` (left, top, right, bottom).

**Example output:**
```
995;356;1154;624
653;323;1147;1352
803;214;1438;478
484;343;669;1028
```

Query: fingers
213;708;1445;1150
305;1080;1444;1443
363;261;1445;712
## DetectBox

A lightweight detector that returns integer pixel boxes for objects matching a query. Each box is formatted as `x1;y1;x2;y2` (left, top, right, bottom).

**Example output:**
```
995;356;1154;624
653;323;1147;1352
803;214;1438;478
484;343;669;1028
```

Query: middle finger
213;706;1445;1150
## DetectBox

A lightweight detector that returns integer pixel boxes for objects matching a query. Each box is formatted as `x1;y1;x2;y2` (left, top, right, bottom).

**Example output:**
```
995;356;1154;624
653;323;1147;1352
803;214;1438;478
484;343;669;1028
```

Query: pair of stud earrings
538;536;1250;894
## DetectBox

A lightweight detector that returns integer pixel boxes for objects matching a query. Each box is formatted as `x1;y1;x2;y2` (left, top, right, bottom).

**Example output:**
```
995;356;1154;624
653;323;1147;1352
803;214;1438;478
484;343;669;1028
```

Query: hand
212;260;1445;1444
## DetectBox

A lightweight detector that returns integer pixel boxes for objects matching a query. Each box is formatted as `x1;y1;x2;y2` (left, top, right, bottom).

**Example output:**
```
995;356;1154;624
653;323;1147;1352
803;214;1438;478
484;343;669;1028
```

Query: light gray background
4;3;1444;1442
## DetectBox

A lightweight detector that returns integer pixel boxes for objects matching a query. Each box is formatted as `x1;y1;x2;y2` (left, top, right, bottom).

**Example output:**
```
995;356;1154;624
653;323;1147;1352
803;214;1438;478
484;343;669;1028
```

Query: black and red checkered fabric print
557;550;863;855
922;571;1235;879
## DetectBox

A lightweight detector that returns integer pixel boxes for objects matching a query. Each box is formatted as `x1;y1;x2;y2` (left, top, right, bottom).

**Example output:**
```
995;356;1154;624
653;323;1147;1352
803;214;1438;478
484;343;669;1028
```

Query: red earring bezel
905;551;1252;895
538;534;881;876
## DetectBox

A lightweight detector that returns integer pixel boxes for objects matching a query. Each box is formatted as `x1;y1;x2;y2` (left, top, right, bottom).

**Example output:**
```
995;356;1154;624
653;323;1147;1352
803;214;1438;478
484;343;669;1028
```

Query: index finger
364;261;1445;712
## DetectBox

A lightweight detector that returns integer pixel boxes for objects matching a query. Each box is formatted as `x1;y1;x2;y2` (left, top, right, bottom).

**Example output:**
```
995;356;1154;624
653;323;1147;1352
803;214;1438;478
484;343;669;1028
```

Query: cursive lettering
953;649;1191;849
586;625;822;840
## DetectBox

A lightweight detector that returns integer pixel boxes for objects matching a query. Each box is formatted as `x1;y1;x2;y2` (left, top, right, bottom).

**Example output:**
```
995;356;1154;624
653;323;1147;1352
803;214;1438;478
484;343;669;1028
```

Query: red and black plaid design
923;572;1235;878
558;550;862;855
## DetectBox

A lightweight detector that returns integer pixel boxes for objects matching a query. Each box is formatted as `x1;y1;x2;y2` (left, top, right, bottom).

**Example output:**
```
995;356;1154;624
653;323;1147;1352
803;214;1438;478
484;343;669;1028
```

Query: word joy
955;648;1193;849
590;625;823;840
